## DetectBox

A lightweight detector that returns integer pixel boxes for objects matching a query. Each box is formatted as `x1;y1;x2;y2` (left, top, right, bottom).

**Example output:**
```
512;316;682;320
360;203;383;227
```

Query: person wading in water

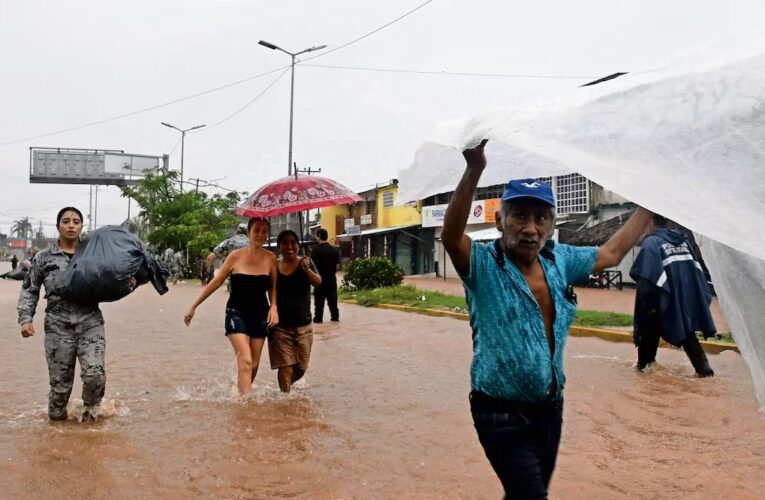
269;230;322;393
442;140;652;497
17;207;107;421
184;217;278;397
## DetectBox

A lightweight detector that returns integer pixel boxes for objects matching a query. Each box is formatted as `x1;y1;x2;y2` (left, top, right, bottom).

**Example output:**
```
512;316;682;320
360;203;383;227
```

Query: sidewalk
404;275;730;333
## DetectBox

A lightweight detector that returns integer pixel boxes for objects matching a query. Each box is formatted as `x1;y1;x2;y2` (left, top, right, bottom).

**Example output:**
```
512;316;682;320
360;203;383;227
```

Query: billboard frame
29;147;166;186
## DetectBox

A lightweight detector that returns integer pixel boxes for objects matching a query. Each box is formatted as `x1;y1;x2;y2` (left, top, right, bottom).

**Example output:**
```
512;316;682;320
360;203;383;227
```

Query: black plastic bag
0;265;27;281
59;226;170;304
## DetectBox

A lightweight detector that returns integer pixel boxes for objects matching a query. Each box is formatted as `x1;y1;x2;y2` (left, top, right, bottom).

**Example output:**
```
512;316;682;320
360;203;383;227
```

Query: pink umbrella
235;175;362;218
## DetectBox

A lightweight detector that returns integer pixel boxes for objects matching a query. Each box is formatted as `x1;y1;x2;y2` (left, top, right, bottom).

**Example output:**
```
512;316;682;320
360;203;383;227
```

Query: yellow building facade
320;182;422;244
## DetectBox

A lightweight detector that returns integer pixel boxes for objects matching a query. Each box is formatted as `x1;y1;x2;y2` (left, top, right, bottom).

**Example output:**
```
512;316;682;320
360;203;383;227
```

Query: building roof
567;209;636;246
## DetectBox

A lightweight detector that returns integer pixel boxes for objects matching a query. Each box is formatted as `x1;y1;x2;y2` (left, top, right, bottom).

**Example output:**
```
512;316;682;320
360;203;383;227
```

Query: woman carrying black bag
17;207;106;421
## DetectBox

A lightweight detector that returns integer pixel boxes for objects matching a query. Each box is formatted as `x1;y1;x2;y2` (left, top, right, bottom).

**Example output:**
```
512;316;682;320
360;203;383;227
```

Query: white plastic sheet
399;41;765;408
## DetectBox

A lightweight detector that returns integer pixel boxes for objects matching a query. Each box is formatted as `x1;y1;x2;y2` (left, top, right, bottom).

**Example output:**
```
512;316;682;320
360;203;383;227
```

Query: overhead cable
301;63;596;79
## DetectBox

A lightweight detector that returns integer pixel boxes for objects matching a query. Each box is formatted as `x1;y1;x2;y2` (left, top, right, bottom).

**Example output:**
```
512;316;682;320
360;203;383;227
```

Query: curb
340;299;739;354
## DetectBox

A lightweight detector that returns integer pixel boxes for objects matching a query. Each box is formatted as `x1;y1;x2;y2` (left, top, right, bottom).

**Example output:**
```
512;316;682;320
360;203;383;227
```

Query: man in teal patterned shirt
442;140;651;498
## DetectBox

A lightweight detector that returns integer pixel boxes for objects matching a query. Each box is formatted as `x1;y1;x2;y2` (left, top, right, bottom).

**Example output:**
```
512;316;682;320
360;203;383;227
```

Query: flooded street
0;278;763;499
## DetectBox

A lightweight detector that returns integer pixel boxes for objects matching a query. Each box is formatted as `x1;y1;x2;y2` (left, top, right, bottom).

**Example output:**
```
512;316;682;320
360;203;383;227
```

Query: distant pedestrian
17;207;107;421
630;214;715;376
270;230;322;393
311;228;341;323
214;224;251;258
195;254;205;282
205;247;217;284
11;254;18;270
172;250;184;284
163;247;174;267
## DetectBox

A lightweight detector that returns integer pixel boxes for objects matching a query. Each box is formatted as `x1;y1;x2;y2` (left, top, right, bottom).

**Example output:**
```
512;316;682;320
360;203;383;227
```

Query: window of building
435;192;452;204
554;173;589;214
382;190;395;208
367;200;377;214
475;183;504;201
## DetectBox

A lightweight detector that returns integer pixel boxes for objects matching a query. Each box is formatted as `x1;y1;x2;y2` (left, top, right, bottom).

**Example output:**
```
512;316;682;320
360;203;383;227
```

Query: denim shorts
224;308;269;338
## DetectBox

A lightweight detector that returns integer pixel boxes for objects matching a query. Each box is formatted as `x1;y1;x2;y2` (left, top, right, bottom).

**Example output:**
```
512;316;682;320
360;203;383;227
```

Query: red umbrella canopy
235;175;363;218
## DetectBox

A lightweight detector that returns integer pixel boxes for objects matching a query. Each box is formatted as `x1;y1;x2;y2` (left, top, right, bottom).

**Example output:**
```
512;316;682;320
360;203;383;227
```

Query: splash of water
173;372;312;404
66;398;130;422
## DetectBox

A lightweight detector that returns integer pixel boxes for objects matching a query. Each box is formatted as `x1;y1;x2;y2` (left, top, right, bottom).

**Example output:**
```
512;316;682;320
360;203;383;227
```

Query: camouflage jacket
17;242;101;325
214;234;250;257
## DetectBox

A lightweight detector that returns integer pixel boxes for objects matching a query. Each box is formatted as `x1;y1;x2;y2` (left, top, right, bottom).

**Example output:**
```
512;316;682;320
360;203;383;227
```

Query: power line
168;136;183;155
194;67;291;132
0;194;91;217
172;1;437;135
302;0;437;62
301;63;596;79
0;1;438;147
0;65;290;147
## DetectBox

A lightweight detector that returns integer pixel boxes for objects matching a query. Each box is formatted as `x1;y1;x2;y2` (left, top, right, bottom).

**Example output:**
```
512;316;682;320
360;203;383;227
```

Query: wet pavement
0;278;762;499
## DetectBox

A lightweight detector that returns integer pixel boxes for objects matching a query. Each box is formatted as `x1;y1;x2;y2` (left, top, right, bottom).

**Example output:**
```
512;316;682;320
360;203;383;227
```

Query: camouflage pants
44;314;106;421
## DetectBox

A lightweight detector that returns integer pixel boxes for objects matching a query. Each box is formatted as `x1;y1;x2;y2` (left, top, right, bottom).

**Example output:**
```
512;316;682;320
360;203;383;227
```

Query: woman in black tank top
269;230;322;393
184;217;278;397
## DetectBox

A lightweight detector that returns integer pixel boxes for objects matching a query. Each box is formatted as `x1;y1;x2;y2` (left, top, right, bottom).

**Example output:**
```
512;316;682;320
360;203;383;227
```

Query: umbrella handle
298;211;305;255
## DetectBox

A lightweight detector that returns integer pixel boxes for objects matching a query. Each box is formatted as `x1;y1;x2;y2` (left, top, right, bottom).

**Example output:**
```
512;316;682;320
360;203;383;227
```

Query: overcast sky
1;0;762;237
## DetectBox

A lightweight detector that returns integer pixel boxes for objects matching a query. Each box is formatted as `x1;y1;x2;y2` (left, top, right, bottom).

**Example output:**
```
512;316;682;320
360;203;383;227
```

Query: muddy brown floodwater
0;278;763;499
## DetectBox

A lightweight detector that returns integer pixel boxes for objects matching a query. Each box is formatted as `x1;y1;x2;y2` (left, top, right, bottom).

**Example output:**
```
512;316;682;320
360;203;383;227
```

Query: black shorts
224;308;269;338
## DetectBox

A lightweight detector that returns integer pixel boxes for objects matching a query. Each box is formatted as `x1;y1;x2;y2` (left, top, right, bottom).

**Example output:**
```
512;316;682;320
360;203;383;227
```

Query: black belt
470;391;563;413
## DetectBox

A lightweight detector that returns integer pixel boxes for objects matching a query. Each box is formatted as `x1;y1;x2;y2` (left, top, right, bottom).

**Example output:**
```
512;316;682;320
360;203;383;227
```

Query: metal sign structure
30;147;167;186
29;147;169;232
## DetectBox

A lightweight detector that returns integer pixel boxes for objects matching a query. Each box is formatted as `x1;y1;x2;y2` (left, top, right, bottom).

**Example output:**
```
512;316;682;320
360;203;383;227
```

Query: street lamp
258;40;327;176
161;121;206;192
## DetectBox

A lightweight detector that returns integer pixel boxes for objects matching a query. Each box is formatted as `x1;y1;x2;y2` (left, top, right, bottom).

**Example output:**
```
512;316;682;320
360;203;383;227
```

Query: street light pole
258;40;327;176
288;53;296;177
161;121;206;192
180;130;186;190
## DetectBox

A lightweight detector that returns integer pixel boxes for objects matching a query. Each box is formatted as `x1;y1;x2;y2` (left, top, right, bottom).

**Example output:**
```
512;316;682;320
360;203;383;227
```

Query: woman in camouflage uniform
17;207;106;421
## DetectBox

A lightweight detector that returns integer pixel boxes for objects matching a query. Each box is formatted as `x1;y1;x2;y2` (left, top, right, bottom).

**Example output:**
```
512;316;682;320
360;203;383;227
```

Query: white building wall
608;246;639;285
434;223;495;278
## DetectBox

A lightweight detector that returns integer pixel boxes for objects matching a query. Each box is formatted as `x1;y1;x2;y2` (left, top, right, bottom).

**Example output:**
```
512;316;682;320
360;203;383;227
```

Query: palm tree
12;217;33;241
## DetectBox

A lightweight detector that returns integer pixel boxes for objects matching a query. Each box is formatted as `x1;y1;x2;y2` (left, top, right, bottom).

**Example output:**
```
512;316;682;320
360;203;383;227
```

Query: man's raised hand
462;139;488;170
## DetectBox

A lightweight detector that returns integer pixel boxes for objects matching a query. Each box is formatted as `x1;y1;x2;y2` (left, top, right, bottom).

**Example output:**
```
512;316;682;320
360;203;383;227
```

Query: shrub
342;256;405;290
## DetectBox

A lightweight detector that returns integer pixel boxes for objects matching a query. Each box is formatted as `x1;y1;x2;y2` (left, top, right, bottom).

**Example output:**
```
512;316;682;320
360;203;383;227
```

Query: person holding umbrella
232;173;360;392
269;229;322;393
184;217;278;397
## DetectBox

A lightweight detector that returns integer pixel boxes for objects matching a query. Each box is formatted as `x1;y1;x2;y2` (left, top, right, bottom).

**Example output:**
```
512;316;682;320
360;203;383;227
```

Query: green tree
121;170;242;256
12;217;33;240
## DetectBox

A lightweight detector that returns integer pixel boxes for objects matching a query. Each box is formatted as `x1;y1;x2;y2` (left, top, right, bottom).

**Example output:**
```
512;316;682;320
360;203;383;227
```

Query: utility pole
294;164;322;239
94;186;99;229
295;165;322;177
189;177;203;193
124;162;133;221
88;185;93;231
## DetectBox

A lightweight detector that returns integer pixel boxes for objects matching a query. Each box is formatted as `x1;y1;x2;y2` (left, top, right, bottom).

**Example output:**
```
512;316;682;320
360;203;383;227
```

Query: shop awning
337;224;420;240
466;228;502;241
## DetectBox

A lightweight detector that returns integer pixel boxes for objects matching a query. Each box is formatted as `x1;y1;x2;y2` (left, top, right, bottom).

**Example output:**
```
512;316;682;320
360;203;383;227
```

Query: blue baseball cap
501;178;556;207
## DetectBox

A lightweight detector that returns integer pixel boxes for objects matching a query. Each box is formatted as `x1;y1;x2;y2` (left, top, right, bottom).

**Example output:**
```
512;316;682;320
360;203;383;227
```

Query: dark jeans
314;281;339;322
470;391;563;500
